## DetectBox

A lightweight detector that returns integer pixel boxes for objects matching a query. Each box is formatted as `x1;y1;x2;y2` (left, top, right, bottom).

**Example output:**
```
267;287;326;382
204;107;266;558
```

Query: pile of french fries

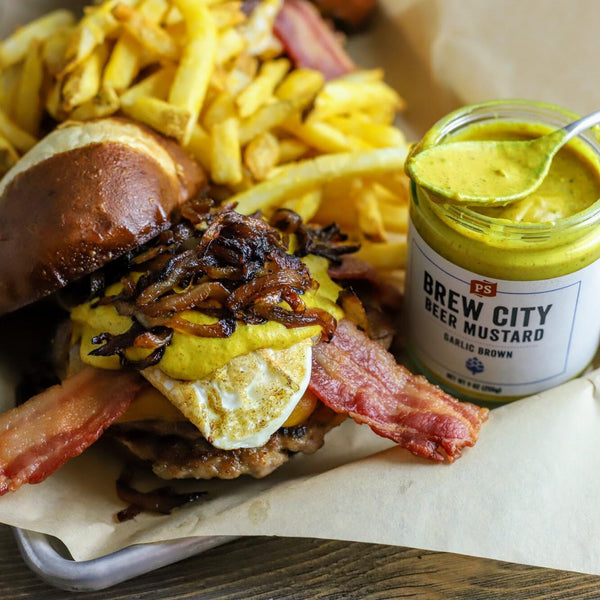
0;0;410;277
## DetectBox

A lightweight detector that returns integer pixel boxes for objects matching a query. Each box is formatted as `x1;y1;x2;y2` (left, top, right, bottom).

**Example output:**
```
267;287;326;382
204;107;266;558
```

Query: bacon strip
274;0;355;80
309;319;488;462
0;368;143;494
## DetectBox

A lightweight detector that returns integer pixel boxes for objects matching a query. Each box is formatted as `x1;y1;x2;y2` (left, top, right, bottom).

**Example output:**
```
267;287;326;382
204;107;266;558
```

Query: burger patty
108;403;345;480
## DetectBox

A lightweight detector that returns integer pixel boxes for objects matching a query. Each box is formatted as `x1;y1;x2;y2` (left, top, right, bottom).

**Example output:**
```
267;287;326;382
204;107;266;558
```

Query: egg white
142;338;313;450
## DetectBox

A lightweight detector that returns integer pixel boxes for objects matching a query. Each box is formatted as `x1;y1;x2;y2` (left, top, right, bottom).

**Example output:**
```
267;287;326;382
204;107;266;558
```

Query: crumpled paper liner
2;0;600;576
2;371;600;573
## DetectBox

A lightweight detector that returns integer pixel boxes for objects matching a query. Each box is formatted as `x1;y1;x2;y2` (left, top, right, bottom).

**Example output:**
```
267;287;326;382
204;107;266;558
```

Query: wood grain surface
2;525;600;599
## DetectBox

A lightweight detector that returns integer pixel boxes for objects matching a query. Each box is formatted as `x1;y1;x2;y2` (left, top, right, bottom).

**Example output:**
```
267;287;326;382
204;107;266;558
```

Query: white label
406;222;600;399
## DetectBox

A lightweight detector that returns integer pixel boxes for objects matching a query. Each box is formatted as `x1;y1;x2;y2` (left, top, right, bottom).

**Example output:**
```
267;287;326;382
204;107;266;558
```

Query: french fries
102;32;144;93
113;2;179;61
13;41;44;136
0;108;37;153
236;58;289;117
0;10;75;68
232;147;409;215
244;131;279;180
167;0;217;144
0;133;18;177
62;43;108;112
210;117;243;184
0;0;413;283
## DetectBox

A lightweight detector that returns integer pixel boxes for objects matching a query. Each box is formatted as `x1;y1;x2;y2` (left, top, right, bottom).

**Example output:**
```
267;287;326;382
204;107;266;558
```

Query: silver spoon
405;108;600;206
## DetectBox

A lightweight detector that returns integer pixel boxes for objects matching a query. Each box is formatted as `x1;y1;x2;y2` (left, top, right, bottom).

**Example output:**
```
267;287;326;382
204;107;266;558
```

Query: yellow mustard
71;255;343;381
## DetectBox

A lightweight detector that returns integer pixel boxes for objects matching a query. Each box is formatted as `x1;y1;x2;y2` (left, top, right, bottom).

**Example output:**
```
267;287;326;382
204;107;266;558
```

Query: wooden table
2;525;599;599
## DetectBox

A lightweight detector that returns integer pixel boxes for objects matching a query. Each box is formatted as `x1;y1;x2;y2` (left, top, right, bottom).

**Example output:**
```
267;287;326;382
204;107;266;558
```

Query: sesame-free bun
0;118;205;315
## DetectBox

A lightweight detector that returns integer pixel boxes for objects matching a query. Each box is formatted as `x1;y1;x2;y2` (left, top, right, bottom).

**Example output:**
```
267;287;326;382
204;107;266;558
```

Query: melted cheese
117;386;185;423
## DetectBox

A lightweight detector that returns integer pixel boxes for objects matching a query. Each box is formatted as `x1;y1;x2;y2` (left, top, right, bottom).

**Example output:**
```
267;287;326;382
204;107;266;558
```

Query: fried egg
142;338;313;450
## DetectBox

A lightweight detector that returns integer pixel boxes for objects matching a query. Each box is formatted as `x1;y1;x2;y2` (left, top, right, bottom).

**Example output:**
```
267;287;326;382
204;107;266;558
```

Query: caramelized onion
250;304;337;340
226;269;313;316
270;208;360;263
89;202;360;369
153;315;237;338
90;321;173;369
115;468;206;521
136;250;204;306
141;281;230;317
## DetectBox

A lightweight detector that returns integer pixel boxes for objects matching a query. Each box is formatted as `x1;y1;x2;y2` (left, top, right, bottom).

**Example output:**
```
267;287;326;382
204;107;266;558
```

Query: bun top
0;118;205;315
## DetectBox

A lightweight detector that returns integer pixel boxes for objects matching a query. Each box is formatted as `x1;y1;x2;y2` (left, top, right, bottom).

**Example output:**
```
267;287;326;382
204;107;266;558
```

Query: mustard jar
404;100;600;402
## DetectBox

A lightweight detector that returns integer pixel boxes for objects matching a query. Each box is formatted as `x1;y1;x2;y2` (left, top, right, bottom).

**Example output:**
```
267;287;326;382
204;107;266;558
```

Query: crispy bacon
327;254;378;281
274;0;355;80
0;367;142;494
309;319;488;462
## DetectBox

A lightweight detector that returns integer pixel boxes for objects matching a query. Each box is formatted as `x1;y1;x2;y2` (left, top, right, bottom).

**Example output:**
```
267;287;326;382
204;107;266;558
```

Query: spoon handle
561;108;600;144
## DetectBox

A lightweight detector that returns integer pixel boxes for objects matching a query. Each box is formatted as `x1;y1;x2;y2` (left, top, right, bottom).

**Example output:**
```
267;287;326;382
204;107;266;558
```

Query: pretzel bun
0;118;205;315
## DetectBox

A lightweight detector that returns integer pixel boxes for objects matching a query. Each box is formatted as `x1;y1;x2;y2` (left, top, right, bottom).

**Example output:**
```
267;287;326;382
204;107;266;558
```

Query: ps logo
470;280;497;297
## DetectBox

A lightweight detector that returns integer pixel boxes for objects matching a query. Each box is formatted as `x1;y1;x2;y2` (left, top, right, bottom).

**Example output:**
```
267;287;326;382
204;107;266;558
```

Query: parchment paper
2;0;600;575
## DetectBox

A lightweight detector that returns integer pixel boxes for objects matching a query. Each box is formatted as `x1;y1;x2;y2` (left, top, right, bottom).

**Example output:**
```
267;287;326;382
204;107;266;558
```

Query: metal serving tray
13;528;234;592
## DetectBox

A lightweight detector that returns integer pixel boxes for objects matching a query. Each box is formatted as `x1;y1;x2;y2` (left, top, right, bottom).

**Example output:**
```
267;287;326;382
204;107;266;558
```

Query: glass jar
405;100;600;403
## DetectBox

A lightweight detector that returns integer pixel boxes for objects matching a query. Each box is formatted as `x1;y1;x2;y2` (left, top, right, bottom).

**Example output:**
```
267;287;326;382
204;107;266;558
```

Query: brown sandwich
0;118;488;498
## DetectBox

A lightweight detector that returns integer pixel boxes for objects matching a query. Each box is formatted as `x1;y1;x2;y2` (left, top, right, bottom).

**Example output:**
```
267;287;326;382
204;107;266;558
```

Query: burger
0;118;487;500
